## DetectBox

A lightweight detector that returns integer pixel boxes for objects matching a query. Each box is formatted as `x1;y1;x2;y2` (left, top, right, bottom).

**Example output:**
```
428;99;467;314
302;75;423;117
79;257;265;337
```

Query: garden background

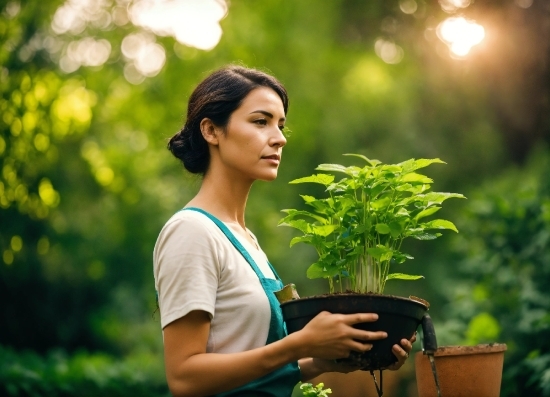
1;0;549;396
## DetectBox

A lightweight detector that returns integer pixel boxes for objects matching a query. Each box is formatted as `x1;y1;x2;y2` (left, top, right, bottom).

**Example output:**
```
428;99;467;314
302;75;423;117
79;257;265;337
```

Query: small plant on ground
299;382;332;397
279;154;465;294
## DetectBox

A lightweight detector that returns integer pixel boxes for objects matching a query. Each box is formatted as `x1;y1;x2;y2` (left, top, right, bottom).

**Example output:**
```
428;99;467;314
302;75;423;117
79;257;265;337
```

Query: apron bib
182;207;301;397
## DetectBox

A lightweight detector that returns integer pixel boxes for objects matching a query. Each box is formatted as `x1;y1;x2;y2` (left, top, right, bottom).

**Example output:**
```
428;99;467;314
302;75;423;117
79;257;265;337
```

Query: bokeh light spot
38;178;60;207
3;250;14;265
61;37;111;73
121;32;166;81
34;133;51;152
10;118;22;136
96;167;114;186
400;0;418;15
439;0;471;13
375;38;404;64
11;235;23;252
4;1;21;19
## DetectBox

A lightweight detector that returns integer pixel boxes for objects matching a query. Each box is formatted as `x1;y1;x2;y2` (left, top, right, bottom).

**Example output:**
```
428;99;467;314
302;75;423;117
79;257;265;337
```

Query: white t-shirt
153;209;276;353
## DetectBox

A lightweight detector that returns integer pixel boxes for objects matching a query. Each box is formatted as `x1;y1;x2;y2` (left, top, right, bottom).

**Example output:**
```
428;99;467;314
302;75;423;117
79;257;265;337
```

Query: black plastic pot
280;294;428;370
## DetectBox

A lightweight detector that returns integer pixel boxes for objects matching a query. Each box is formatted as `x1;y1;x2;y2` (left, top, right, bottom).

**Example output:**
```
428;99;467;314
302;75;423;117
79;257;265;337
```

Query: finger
355;331;387;341
343;313;379;325
410;332;417;343
392;344;409;362
400;338;413;352
384;344;410;371
349;340;374;353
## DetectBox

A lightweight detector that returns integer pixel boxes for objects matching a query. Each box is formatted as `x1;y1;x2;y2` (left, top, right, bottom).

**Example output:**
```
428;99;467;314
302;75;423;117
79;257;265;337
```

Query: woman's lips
261;154;280;164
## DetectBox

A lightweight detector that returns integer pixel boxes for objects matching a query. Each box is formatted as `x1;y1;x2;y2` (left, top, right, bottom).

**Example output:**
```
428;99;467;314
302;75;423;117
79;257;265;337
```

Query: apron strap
181;207;282;281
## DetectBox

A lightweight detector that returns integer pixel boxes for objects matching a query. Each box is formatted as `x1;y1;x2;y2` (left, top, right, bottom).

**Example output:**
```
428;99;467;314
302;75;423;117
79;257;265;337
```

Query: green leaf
401;172;433;184
393;251;414;263
354;224;370;234
307;262;339;279
386;273;424;281
389;221;403;238
369;183;388;198
343;153;381;166
311;224;338;237
413;158;446;170
399;158;446;173
396;158;416;173
375;223;391;234
316;163;349;174
395;207;410;217
290;174;334;186
422;219;459;233
300;195;317;203
410;232;441;240
289;235;313;247
278;219;310;234
381;165;401;174
279;209;327;224
414;206;441;222
418;192;466;206
395;183;413;192
365;246;393;261
370;197;391;210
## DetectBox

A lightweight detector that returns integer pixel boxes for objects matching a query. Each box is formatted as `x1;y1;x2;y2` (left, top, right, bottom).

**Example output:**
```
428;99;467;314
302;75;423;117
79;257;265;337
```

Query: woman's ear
200;118;220;146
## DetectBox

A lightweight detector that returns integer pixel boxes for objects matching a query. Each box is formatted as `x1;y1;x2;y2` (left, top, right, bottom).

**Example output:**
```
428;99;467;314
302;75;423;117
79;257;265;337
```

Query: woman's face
213;86;287;182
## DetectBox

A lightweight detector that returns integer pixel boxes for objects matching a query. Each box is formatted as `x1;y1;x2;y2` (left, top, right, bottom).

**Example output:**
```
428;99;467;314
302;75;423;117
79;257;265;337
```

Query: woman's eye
254;119;267;126
279;125;286;131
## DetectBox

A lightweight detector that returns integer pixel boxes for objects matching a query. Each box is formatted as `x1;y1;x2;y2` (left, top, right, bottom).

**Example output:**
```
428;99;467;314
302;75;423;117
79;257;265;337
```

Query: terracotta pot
280;294;428;370
415;343;507;397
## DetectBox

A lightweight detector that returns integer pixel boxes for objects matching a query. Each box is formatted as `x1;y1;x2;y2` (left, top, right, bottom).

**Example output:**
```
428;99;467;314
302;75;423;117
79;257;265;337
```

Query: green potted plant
278;154;465;370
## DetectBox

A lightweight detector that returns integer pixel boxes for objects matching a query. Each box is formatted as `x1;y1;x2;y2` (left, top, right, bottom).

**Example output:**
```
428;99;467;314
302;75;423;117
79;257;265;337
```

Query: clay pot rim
424;343;507;357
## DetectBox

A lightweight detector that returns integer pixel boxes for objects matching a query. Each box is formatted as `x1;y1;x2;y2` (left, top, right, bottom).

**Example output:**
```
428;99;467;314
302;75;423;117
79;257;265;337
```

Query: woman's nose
270;127;287;147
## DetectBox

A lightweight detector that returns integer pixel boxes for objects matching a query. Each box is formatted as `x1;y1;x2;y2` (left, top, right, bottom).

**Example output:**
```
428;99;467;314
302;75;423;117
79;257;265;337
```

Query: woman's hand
293;311;388;360
384;332;417;371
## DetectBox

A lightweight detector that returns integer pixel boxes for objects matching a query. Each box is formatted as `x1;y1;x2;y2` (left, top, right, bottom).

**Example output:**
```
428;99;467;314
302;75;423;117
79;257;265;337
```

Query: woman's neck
186;169;253;229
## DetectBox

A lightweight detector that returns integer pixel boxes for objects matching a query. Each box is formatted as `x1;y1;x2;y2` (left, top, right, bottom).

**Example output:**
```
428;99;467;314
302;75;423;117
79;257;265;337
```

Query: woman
153;65;414;397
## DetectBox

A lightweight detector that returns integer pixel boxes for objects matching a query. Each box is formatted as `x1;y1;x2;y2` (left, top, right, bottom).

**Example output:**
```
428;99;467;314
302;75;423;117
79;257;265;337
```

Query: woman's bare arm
163;310;387;397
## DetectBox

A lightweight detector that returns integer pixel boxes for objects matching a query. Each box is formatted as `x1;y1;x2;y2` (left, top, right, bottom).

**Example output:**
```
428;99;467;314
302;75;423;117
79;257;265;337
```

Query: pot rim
420;343;508;357
280;292;429;310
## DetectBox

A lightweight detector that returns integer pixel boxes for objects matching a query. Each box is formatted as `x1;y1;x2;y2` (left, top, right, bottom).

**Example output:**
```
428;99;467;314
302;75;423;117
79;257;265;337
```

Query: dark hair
168;65;289;174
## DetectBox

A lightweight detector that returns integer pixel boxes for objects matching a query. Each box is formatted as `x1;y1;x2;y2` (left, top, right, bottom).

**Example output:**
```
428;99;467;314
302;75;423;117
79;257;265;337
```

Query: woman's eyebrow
249;110;286;121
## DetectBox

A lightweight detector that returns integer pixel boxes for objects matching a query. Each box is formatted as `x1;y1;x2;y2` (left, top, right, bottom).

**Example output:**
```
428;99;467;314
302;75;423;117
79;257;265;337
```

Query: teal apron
182;207;301;397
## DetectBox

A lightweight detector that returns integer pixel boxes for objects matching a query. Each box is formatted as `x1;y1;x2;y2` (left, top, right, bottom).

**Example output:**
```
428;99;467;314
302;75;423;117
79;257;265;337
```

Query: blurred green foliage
1;0;549;395
432;148;550;397
0;345;169;397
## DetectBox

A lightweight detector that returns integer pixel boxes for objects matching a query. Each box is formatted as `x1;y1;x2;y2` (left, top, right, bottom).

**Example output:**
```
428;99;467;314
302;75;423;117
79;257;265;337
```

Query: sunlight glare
129;0;227;51
437;17;485;57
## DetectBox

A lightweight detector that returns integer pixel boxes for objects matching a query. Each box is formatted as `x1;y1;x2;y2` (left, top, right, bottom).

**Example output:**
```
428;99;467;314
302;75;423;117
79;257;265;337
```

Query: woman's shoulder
169;208;224;228
157;209;222;242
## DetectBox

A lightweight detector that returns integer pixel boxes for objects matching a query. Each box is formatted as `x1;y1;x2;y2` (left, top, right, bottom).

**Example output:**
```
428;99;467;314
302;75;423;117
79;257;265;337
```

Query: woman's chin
257;171;279;182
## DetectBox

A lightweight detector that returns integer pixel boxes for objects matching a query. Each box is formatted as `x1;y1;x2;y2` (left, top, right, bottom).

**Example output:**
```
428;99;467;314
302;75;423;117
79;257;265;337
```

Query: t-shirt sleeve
154;214;220;329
